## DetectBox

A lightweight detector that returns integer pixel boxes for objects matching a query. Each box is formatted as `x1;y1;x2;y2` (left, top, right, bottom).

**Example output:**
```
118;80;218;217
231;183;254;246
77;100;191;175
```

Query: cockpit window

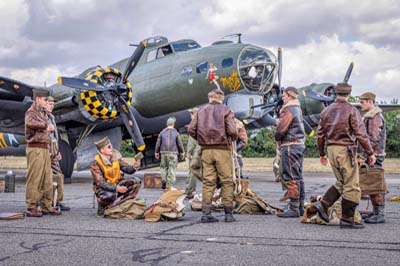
222;58;233;68
172;41;201;52
157;45;173;58
196;62;208;73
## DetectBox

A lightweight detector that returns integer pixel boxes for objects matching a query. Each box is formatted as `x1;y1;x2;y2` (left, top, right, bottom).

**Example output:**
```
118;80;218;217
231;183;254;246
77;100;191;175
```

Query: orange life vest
95;154;121;184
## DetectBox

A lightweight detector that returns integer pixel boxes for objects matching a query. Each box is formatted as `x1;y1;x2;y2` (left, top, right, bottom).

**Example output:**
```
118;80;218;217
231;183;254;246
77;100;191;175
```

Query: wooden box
143;173;162;189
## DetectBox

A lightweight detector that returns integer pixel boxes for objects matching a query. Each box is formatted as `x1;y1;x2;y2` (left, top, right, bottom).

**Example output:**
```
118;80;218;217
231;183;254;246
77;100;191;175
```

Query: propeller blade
118;97;145;151
122;40;147;83
277;48;282;89
304;88;335;102
57;77;108;92
0;76;35;97
343;62;354;83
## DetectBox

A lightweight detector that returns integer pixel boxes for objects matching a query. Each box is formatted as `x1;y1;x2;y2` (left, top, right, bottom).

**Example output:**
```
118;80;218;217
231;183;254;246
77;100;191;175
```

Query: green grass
1;156;399;174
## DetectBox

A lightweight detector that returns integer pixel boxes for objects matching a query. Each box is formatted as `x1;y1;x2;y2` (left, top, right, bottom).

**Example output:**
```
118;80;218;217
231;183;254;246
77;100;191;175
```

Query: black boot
201;204;218;223
365;205;385;224
97;205;105;216
224;206;236;223
277;199;300;218
340;198;364;229
315;186;341;223
299;199;305;217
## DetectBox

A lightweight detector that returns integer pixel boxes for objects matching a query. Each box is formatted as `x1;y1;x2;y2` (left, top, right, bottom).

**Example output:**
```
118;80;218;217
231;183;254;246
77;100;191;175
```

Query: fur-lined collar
280;99;300;113
363;106;382;120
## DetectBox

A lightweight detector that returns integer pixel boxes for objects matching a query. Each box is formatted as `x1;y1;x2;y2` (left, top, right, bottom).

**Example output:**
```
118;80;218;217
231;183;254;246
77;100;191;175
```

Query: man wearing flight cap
275;86;306;218
45;96;70;211
315;83;376;229
188;88;238;223
155;117;185;189
91;136;141;215
358;92;387;223
185;108;201;198
25;88;61;217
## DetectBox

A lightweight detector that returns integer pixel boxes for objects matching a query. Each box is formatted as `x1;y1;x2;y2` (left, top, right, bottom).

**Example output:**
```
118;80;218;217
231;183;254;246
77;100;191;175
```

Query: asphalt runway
0;170;399;266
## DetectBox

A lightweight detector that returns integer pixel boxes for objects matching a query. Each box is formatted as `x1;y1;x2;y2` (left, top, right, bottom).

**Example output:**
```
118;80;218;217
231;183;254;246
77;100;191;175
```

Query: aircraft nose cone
238;46;277;94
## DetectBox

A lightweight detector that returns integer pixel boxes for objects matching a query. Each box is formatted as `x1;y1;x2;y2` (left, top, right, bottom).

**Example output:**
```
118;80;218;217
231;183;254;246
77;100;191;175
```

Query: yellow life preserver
95;154;121;184
80;66;133;120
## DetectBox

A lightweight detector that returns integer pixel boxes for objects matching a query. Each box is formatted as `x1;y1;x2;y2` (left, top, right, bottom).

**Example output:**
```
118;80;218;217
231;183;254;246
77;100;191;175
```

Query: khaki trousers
327;145;360;204
26;147;53;210
52;171;64;202
201;149;234;207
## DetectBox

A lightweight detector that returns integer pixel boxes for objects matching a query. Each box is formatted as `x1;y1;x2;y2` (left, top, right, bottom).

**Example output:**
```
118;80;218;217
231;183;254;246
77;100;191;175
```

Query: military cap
283;87;298;98
166;117;176;126
47;96;55;102
335;83;352;95
208;89;225;102
359;92;376;101
94;136;111;150
32;88;49;98
188;107;199;113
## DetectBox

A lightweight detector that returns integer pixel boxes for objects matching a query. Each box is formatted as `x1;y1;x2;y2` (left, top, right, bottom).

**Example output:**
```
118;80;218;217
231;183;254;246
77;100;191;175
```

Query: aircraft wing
0;76;35;135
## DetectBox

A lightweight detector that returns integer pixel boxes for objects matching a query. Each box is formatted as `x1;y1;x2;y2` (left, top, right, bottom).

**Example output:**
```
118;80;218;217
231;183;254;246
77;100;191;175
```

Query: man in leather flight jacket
188;89;238;223
155;117;185;189
315;83;376;229
91;136;141;216
358;92;387;224
275;87;306;218
25;89;61;217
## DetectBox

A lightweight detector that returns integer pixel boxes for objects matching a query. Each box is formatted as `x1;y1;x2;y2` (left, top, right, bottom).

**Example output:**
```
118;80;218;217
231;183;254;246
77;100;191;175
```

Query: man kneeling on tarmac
91;136;141;215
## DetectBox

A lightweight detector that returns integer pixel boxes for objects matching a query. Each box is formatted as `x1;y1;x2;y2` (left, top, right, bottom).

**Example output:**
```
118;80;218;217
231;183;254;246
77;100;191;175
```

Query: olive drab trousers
26;147;53;210
201;149;234;207
327;145;361;204
160;152;178;186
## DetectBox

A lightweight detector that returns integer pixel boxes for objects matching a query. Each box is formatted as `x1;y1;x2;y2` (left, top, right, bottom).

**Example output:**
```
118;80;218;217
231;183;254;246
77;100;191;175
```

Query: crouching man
91;137;141;215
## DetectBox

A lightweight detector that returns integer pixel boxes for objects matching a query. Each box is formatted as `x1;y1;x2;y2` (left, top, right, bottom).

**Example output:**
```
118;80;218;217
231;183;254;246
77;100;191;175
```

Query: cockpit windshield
172;41;201;52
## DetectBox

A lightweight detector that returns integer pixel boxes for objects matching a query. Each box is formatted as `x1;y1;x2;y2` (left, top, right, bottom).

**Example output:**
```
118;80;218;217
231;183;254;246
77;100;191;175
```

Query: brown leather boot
340;198;364;229
25;208;43;218
314;186;341;223
42;208;62;216
280;180;299;201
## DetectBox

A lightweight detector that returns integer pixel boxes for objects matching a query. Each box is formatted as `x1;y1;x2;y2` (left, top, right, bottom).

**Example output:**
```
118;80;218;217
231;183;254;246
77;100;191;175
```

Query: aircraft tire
59;139;74;182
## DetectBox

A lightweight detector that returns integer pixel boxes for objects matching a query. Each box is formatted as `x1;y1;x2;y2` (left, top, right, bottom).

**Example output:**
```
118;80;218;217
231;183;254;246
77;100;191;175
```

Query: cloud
0;0;399;100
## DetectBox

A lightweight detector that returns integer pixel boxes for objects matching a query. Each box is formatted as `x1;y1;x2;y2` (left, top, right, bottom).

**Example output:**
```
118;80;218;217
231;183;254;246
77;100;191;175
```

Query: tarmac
0;169;399;266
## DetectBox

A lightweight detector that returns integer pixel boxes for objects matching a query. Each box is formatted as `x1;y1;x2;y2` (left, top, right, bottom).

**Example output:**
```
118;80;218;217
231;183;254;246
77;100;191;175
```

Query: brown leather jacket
155;127;184;154
362;106;386;156
317;98;373;157
188;101;238;150
25;103;50;149
275;99;305;143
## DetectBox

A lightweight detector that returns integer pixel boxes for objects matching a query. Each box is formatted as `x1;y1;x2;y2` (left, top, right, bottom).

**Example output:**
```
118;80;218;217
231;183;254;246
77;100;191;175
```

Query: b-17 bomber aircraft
0;34;398;181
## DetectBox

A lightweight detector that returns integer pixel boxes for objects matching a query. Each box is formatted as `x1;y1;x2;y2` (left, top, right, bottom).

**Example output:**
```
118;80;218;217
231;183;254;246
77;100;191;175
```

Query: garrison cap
47;96;55;102
166;117;176;126
283;87;298;98
95;136;111;150
335;83;352;95
359;92;376;101
32;88;49;98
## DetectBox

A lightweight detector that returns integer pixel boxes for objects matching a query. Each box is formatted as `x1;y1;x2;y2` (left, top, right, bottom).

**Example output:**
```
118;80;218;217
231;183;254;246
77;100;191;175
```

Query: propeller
343;62;354;83
58;40;148;151
277;48;282;90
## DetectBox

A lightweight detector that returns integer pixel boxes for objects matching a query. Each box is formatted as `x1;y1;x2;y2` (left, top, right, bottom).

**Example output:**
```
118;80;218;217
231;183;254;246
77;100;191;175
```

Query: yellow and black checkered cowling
79;67;133;120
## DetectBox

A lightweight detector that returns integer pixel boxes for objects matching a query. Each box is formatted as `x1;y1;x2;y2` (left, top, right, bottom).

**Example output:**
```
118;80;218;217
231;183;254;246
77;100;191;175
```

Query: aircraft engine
78;67;133;122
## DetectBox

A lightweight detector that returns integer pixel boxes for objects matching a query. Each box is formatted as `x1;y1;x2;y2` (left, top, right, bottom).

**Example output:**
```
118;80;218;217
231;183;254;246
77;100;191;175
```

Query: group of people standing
24;84;387;228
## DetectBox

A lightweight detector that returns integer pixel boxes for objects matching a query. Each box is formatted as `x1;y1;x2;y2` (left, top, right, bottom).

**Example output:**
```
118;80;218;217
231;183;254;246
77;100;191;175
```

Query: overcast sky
1;0;399;100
